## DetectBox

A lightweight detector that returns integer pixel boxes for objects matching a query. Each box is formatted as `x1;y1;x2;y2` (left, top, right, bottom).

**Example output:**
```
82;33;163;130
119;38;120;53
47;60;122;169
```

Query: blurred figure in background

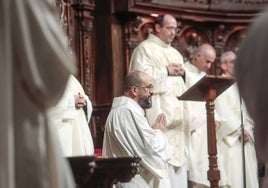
48;75;95;156
215;51;259;188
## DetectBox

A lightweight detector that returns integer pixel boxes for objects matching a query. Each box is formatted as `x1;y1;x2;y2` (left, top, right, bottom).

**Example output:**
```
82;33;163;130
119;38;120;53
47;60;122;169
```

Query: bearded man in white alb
103;71;171;188
129;14;188;188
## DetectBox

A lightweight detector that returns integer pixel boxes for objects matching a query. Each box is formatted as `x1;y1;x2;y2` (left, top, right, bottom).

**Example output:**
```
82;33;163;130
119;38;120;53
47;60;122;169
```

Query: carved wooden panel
122;0;268;24
53;0;95;97
151;0;209;9
130;0;268;11
70;0;95;98
124;16;155;71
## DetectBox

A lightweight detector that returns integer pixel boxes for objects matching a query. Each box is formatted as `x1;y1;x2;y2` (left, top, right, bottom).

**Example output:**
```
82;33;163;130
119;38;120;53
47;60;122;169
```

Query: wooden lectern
67;156;96;187
179;75;234;188
67;156;141;188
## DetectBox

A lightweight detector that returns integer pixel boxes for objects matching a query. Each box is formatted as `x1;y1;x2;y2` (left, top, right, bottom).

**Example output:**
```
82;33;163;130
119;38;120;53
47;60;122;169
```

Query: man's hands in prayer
152;113;167;132
74;93;87;109
167;63;185;76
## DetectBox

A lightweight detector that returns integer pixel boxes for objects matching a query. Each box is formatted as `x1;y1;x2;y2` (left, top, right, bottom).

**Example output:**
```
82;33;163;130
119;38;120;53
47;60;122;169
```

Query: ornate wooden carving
129;0;268;12
51;1;76;56
124;16;155;71
71;0;95;97
121;0;268;44
52;0;95;97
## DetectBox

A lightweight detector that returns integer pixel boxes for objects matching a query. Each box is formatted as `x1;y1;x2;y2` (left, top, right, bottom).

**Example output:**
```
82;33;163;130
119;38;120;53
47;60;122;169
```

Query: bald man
184;44;228;188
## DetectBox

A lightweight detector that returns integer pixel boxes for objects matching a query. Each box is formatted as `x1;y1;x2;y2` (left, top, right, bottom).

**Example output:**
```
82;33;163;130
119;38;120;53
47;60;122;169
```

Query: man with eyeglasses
102;71;171;188
129;13;188;188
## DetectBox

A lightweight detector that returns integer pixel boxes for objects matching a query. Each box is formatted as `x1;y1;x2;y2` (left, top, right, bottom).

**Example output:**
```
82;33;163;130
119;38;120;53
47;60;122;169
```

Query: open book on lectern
178;75;235;101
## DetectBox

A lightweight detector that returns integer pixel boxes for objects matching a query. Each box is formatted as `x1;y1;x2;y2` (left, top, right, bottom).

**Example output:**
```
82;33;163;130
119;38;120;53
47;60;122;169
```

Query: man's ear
221;63;227;71
129;85;139;97
155;24;161;33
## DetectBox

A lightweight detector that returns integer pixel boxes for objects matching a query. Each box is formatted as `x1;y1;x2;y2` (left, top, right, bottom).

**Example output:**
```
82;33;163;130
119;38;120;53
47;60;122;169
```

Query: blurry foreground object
235;8;268;188
0;0;76;187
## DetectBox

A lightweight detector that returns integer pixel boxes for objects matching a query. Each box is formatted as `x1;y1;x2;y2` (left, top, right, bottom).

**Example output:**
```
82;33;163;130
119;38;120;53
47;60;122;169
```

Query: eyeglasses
141;84;154;91
134;84;154;91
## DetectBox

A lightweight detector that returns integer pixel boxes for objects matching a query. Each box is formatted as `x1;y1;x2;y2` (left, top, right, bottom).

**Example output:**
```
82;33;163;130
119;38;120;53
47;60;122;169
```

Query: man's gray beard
138;98;152;109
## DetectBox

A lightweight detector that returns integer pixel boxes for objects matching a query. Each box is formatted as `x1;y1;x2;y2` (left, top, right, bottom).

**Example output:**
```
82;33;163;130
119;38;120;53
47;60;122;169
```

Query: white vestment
184;62;228;187
0;0;76;187
103;96;171;188
48;75;94;156
215;80;259;188
129;34;188;187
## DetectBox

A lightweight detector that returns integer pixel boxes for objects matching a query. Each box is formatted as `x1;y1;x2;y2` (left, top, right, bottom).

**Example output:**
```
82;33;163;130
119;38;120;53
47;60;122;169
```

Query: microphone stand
239;95;247;188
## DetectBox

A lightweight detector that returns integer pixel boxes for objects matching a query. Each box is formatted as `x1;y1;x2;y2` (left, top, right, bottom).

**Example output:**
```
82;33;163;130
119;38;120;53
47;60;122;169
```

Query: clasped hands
74;93;87;109
242;129;250;142
167;63;184;76
152;113;167;132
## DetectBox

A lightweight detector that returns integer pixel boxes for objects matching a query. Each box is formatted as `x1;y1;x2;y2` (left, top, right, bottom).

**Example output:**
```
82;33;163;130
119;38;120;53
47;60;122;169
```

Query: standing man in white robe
48;75;95;156
215;51;259;188
0;0;76;187
184;44;228;188
103;71;171;188
129;14;188;188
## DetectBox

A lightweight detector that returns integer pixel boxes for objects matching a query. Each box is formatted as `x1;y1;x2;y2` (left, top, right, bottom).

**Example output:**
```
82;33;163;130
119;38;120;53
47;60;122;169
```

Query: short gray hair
220;51;235;64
